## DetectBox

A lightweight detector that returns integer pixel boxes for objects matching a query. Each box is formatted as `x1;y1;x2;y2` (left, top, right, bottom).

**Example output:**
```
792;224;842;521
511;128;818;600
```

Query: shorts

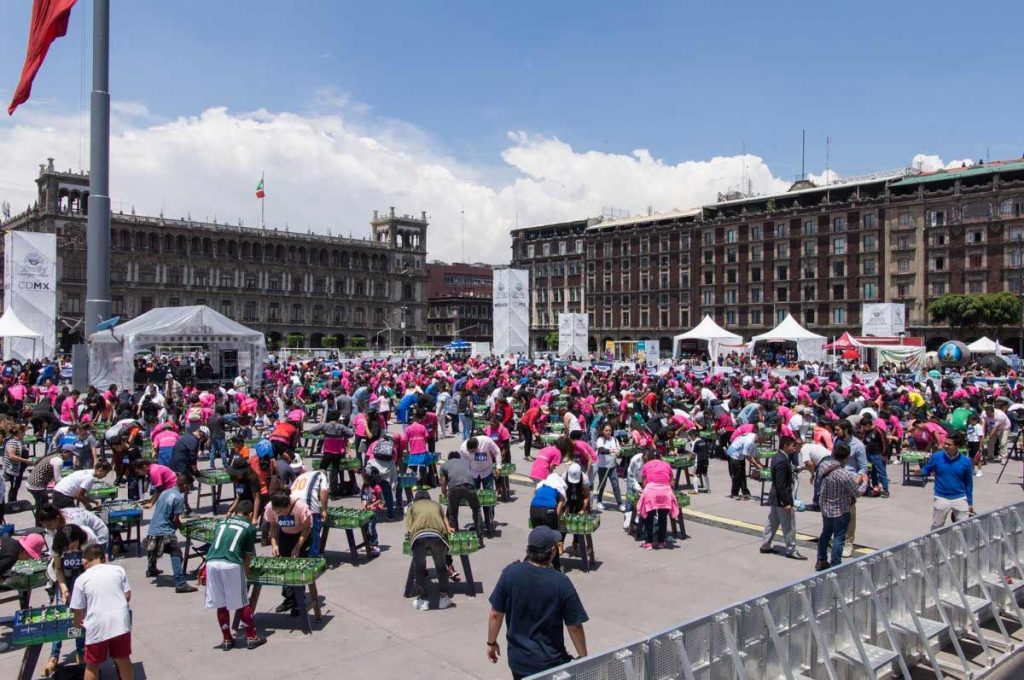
204;560;249;611
85;631;131;665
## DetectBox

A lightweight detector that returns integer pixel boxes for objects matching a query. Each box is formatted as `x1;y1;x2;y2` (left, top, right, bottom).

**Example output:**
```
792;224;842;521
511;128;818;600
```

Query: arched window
148;233;159;251
227;241;237;257
241;242;251;258
134;231;145;250
202;238;212;256
163;234;174;251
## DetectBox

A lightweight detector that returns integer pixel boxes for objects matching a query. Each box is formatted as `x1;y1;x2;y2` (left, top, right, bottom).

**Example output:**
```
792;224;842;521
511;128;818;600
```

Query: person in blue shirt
921;436;974;531
529;475;566;572
145;474;197;593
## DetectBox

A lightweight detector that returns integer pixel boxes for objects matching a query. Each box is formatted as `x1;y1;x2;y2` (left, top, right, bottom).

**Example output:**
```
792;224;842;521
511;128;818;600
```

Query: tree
286;333;303;348
349;336;367;349
929;292;1021;334
321;335;338;348
545;330;559;350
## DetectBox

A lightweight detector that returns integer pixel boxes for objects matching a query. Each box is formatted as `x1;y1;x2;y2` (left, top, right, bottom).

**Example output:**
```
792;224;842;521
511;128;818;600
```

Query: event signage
862;303;906;337
3;231;56;360
492;269;529;356
557;313;588;359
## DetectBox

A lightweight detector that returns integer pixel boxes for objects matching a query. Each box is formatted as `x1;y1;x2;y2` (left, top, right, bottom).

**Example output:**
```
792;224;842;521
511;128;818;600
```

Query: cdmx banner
4;232;56;360
492;268;530;356
558;313;588;359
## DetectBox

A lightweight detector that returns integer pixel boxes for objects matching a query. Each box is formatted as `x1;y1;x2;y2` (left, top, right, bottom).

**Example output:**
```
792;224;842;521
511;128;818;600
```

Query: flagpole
78;0;111;389
261;171;265;228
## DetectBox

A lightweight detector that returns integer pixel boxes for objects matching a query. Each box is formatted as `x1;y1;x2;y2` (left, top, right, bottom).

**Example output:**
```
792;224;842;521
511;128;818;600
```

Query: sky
0;0;1021;263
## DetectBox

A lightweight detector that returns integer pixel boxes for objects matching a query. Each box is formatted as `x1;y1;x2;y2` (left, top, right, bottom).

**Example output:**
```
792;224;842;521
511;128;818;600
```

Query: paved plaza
1;430;1022;679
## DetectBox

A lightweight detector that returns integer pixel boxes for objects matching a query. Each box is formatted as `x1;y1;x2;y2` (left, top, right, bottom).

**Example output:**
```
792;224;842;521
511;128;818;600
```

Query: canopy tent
672;315;743;361
824;332;861;351
88;305;266;388
750;314;826;362
967;336;1013;354
0;308;43;361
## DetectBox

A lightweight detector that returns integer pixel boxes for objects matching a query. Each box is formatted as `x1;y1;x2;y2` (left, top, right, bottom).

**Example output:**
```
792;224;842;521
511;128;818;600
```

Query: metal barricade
530;503;1024;680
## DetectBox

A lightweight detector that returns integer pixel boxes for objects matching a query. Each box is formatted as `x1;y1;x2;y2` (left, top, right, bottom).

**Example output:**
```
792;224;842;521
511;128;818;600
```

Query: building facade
425;262;494;345
0;159;429;352
511;160;1024;354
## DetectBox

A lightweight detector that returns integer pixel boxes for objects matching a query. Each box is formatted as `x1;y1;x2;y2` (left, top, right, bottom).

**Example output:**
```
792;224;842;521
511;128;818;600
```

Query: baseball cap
527;526;561;552
197;426;211;438
17;533;45;559
566;463;583;484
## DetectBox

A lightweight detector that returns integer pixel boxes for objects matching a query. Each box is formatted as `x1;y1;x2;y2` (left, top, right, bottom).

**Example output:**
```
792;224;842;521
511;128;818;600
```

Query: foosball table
625;492;689;542
2;559;49;609
559;513;600;572
236;556;327;635
181;517;219;575
750;465;773;506
85;481;118;502
11;605;83;680
494;463;516;502
900;452;930;486
662;453;694;491
439;488;498;536
402;530;479;599
320;508;377;566
195;468;236;513
99;500;143;558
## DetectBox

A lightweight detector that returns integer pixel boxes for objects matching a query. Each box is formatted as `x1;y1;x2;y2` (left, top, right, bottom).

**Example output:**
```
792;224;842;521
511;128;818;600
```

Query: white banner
558;313;588;359
4;232;56;361
861;303;905;337
492;269;530;356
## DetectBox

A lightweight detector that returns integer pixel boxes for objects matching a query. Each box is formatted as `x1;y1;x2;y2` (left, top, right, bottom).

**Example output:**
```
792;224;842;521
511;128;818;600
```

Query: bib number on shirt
277;515;296;528
474;452;488;462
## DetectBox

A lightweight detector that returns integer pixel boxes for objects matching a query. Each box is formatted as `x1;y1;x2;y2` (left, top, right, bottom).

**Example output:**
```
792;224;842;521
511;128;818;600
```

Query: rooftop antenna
741;140;747;196
461;208;465;263
801;129;806;181
826;135;831;184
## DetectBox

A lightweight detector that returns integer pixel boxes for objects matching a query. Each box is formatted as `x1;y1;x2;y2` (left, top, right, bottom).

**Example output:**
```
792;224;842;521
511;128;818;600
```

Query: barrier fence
529;502;1024;680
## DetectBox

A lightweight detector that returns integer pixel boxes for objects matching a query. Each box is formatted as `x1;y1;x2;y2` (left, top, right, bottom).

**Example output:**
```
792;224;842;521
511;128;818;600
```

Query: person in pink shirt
60;391;80;426
483;416;511;465
152;426;181;467
528;439;571;482
7;380;27;413
133;460;178;508
638;451;679;549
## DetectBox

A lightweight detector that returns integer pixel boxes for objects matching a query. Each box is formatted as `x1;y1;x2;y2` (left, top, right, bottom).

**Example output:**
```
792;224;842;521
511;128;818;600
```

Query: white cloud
911;153;974;173
0;99;967;263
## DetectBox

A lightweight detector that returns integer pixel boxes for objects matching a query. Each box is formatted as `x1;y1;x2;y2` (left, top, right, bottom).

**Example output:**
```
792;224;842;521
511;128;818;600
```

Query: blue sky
1;0;1022;262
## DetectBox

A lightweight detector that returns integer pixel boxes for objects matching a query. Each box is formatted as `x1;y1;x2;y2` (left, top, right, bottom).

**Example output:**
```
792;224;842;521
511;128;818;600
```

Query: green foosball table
748;464;772;506
662;454;694;490
100;500;143;558
235;556;327;635
195;468;236;513
900;452;930;486
321;508;377;566
494;463;516;502
439;489;497;536
86;481;118;502
181;517;219;575
403;531;479;599
559;513;600;572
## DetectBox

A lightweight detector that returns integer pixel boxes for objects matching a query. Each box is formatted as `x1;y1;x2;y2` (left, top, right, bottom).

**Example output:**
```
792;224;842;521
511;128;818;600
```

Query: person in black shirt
859;415;890;498
758;436;806;560
487;527;588;679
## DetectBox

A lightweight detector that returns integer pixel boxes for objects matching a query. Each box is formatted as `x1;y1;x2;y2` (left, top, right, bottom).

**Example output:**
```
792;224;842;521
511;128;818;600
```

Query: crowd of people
0;350;1018;678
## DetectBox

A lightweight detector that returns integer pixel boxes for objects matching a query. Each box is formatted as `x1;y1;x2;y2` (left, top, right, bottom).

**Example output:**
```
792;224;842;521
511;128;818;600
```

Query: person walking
759;436;806;560
921;436;975;530
487;526;589;679
70;545;134;680
814;443;860;571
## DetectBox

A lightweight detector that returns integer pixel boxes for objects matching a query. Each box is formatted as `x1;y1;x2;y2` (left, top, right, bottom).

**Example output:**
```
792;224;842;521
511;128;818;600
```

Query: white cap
566;462;583;484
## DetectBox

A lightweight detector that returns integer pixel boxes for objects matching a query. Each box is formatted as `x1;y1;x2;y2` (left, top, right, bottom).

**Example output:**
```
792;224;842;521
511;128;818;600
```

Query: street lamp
399;305;408;348
1017;235;1024;357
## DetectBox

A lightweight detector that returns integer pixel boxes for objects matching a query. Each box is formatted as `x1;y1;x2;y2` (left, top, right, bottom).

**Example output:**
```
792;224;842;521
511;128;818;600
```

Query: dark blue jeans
380;479;395;520
817;512;850;566
868;454;888;492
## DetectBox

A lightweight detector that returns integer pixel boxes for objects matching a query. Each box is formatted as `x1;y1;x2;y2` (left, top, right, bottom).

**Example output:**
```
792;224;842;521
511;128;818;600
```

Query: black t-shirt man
488;560;589;677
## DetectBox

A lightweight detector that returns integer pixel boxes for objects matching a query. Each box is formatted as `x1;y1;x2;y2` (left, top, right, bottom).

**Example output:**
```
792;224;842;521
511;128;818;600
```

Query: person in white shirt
435;390;451;438
460;436;500;488
622;451;646;530
70;545;134;680
593;425;624;511
290;469;329;557
52;462;112;511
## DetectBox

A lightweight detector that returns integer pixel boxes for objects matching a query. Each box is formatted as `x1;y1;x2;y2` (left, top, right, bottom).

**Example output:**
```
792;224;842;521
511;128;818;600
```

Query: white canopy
88;305;266;388
0;308;43;361
673;315;743;361
967;336;1013;354
750;314;826;362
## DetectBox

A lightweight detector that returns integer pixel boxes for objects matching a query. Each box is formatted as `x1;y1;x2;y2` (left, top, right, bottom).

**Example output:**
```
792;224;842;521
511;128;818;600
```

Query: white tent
967;336;1013;354
750;313;826;362
673;315;743;361
0;308;43;360
88;305;266;388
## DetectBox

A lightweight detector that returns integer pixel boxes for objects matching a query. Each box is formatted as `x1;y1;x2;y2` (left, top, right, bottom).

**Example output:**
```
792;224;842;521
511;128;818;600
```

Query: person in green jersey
204;501;266;651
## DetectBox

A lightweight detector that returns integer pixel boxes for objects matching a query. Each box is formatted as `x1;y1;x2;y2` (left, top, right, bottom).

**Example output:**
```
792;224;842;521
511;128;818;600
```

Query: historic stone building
425;262;494;346
512;160;1024;354
0;159;429;352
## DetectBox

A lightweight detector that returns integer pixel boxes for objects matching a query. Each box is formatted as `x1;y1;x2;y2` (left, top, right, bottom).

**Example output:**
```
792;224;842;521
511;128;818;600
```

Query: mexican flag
255;177;265;199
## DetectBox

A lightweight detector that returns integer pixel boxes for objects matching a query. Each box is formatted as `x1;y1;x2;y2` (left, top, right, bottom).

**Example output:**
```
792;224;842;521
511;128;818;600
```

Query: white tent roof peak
751;313;826;342
0;309;42;339
674;315;742;342
967;336;1013;354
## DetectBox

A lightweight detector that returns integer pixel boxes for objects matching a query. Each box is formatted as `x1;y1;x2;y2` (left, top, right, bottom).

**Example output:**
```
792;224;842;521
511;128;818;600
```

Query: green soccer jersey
205;516;257;566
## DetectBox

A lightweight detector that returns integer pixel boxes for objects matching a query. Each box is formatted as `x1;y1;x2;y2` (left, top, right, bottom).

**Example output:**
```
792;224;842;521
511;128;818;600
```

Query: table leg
679;512;687;539
17;643;42;680
577;533;590;572
345;528;359;566
309;580;322;622
673;467;683;491
319;525;330;559
18;589;30;610
183;536;192;573
459;554;476;597
683;468;692;490
484;506;494;537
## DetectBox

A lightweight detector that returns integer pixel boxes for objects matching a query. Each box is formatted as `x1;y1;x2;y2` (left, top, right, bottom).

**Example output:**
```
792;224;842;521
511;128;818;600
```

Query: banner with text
492;268;530;356
558;313;589;359
862;303;906;337
4;231;56;360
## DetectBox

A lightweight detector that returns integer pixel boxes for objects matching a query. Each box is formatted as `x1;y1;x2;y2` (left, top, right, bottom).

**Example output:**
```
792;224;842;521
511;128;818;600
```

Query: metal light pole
1018;235;1024;356
76;0;111;390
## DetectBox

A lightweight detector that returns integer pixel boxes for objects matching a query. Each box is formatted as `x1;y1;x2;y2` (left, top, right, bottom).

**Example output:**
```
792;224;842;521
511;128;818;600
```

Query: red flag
8;0;79;116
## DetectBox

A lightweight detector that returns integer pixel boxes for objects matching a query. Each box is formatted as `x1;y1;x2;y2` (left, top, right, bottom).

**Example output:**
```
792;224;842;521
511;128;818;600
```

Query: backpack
372;436;395;461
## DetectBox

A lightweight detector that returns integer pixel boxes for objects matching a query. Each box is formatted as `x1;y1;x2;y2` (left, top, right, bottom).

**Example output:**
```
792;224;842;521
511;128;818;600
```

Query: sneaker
976;471;983;477
413;597;429;611
275;601;292;613
175;584;198;594
370;546;381;557
785;551;808;561
842;542;853;559
880;490;890;499
759;546;777;554
246;635;267;650
622;512;632;530
653;542;666;550
640;543;653;550
218;639;235;651
437;595;454;610
145;568;164;577
618;504;627;512
814;561;830;572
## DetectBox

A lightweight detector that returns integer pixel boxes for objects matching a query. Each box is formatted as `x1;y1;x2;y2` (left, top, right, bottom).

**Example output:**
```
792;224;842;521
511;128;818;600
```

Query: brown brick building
511;160;1024;355
425;262;494;345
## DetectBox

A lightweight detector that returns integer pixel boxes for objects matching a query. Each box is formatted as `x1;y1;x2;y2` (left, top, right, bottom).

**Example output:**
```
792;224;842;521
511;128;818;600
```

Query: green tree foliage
286;333;304;348
929;292;1021;332
320;335;338;348
545;330;559;349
